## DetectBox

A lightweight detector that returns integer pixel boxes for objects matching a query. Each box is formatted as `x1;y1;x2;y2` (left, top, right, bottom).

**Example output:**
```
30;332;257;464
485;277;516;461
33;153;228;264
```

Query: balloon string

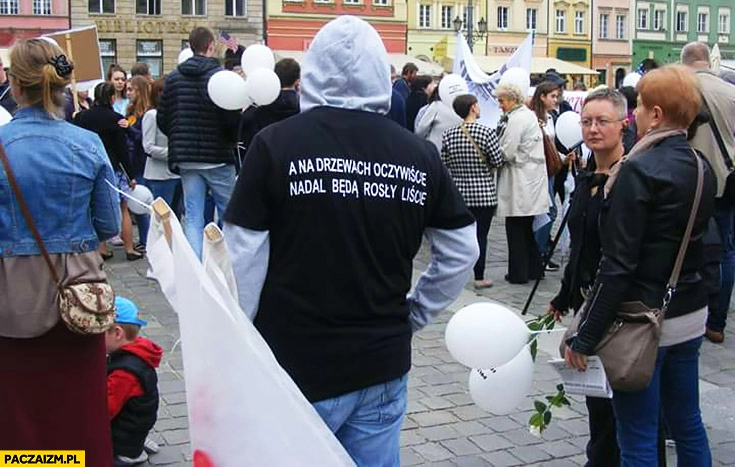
105;179;153;211
529;328;567;335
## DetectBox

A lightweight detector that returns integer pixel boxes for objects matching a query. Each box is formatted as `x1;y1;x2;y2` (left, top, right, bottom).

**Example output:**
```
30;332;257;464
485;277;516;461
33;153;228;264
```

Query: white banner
452;32;534;128
146;207;354;467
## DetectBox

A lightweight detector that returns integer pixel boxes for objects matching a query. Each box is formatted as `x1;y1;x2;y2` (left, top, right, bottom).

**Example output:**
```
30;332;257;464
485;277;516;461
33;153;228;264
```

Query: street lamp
453;9;487;52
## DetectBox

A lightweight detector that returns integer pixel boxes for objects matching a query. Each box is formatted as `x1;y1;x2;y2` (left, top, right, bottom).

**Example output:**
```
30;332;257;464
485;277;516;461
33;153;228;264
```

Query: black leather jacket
572;134;716;355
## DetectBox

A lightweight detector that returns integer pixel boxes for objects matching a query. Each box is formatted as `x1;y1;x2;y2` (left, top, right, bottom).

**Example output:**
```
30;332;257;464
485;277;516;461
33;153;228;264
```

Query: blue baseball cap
114;296;147;327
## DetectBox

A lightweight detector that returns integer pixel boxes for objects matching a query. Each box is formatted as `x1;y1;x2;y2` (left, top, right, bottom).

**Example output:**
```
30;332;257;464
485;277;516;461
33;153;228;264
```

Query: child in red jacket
106;297;163;466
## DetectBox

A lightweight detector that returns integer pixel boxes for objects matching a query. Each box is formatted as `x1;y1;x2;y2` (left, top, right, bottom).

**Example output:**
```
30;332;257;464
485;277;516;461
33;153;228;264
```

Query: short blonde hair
494;83;524;105
637;65;701;129
9;39;70;116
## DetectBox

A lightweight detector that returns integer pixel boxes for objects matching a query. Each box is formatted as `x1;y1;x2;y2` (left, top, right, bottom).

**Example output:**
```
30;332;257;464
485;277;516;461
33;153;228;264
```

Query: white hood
300;16;392;115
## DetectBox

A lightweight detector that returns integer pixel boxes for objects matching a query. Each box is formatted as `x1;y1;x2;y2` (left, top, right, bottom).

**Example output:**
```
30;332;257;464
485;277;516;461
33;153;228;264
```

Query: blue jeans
708;204;735;332
180;165;236;259
611;337;710;467
312;374;407;467
535;177;558;257
146;178;180;209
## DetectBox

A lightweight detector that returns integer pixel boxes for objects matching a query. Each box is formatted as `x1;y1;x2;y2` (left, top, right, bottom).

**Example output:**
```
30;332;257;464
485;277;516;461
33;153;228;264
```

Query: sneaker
111;235;124;246
115;450;148;465
545;260;560;272
144;437;160;454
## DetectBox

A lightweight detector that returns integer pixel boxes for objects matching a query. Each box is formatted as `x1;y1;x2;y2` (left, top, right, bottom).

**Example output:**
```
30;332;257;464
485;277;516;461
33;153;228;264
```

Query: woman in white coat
495;83;550;284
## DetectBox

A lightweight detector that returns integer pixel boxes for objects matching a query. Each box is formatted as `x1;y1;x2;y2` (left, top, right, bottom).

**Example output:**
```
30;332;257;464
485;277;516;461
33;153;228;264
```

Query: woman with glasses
549;88;628;465
494;83;549;284
564;66;715;466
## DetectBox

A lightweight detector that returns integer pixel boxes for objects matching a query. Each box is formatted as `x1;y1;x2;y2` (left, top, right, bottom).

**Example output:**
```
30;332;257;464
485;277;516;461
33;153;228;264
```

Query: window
637;8;648;29
526;8;537;31
599;13;609;38
136;40;163;78
88;0;114;13
343;0;359;4
33;0;51;14
225;0;245;14
697;12;708;33
441;5;453;29
575;11;584;34
676;11;687;32
99;39;117;75
616;14;626;38
419;4;431;28
373;0;388;5
0;0;19;14
653;9;665;30
497;6;508;30
181;0;205;15
137;0;160;14
719;12;730;34
556;9;566;33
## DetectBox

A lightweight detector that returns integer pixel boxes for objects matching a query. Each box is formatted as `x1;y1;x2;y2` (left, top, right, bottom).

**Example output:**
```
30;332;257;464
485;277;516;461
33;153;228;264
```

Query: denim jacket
0;106;121;257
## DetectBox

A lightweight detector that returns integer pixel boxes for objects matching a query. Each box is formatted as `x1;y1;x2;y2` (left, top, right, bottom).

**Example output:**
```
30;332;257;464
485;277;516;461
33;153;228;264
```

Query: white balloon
127;185;154;215
499;67;531;96
178;48;193;65
241;44;275;76
207;70;250;110
469;346;535;415
445;302;530;369
555;111;583;150
438;74;469;108
622;72;642;88
0;106;12;126
245;68;281;106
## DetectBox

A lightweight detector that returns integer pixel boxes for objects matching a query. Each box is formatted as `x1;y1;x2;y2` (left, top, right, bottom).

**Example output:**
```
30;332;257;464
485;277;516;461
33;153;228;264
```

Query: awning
445;55;599;75
274;50;444;76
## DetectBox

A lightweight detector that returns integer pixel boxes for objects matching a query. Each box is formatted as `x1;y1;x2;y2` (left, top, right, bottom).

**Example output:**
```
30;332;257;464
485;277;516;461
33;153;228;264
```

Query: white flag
452;32;534;128
146;208;354;467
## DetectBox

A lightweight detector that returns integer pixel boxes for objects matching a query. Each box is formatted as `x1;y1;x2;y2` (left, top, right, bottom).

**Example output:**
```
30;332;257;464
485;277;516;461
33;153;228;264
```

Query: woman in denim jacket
0;39;120;465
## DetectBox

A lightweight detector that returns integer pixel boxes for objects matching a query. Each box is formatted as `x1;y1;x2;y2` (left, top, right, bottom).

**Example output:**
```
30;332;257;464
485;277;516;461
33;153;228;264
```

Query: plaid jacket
440;122;504;207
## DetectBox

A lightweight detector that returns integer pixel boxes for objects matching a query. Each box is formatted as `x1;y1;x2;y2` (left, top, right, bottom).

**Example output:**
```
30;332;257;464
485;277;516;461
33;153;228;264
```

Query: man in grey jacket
223;16;478;466
682;41;735;343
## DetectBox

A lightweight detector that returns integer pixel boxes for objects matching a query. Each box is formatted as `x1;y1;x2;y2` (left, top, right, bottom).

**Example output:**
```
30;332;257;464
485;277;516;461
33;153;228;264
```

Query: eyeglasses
579;118;625;129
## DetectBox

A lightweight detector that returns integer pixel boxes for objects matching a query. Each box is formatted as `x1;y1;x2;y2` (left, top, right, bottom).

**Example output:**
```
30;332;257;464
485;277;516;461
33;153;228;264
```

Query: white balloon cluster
622;72;642;88
207;44;281;111
445;303;533;414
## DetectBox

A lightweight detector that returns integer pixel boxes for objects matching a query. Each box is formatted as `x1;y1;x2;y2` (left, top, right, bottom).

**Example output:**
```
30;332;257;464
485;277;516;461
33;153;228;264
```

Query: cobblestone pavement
107;217;735;466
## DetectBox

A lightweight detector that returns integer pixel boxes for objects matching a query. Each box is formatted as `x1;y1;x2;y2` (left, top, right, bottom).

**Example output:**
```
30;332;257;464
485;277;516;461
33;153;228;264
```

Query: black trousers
505;216;542;283
585;396;668;467
469;206;496;280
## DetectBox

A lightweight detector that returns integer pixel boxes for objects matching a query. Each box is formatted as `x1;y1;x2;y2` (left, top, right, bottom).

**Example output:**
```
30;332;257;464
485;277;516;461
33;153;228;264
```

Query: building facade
70;0;262;78
547;0;592;69
266;0;407;53
406;0;486;61
0;0;69;49
485;0;548;58
632;0;735;66
592;0;631;86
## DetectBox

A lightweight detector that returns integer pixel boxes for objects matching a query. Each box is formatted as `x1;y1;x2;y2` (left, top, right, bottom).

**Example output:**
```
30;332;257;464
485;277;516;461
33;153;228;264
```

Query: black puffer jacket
572;135;716;355
157;55;241;168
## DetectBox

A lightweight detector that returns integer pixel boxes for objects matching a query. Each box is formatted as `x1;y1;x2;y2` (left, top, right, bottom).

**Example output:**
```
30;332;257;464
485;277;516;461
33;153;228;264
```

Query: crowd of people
0;16;734;467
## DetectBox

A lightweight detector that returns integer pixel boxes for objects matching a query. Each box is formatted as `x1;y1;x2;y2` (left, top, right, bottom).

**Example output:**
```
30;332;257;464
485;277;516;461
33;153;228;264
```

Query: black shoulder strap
699;92;734;172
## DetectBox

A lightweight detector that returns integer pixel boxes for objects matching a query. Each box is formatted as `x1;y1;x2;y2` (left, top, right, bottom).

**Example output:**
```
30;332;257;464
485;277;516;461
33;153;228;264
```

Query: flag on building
219;31;239;52
452;31;533;127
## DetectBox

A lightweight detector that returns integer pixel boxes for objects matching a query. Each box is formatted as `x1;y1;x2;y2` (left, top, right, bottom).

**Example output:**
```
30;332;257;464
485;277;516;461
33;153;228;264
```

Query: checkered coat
440;122;504;207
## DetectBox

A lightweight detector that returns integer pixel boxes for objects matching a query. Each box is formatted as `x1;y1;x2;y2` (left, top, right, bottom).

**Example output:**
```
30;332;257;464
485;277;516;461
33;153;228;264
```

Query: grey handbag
560;150;704;392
